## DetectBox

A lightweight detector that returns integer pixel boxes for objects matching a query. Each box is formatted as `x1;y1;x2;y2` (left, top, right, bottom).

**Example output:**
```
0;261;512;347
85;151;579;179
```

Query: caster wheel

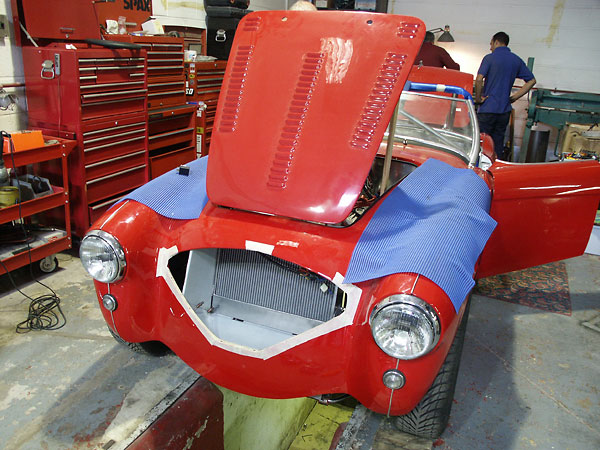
39;256;59;273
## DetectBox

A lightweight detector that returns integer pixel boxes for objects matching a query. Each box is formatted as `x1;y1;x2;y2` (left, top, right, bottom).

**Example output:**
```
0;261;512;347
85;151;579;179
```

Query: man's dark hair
492;31;509;46
424;31;435;43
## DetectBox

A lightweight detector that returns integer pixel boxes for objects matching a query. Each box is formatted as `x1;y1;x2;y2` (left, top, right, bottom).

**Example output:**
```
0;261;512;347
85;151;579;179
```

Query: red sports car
79;11;600;438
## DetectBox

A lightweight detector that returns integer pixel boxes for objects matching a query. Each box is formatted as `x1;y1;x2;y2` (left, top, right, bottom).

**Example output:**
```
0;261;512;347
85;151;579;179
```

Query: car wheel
394;298;470;439
107;326;172;357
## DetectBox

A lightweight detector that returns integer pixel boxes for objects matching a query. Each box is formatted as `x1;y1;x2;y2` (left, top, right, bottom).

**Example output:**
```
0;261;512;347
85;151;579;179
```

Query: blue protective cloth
118;156;209;220
477;47;534;114
344;158;497;311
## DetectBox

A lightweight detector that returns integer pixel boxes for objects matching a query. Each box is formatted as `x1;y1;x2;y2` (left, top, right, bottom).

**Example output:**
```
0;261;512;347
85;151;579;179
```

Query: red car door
477;159;600;279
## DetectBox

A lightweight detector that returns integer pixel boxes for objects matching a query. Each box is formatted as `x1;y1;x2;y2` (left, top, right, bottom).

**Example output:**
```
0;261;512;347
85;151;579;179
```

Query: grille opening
168;250;190;290
170;248;346;350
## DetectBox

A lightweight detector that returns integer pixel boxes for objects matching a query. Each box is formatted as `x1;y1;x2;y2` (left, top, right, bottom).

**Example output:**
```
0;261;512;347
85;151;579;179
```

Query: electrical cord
0;131;66;333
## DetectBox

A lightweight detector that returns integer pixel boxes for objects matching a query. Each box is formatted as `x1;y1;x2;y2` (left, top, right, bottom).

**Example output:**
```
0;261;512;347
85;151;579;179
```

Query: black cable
0;131;66;333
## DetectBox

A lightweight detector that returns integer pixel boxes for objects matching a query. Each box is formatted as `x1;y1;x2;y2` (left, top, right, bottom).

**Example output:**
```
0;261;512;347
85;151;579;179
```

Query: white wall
0;0;27;133
389;0;600;152
388;0;600;94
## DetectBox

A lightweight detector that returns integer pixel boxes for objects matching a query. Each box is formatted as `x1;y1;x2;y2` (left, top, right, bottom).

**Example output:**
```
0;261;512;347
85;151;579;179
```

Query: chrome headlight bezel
80;229;126;283
370;294;441;360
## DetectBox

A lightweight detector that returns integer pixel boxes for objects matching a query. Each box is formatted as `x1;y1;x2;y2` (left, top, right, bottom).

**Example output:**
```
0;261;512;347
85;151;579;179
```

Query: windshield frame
392;90;480;167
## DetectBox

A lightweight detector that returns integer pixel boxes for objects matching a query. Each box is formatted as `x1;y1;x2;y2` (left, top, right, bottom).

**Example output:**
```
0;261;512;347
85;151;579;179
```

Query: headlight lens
370;294;440;360
80;230;126;283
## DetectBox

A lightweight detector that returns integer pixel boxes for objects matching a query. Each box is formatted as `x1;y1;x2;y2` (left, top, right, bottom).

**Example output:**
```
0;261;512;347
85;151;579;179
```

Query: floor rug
475;261;571;315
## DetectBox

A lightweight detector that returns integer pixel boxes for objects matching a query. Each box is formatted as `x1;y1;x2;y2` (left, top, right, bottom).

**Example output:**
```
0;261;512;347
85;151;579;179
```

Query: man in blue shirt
475;32;536;160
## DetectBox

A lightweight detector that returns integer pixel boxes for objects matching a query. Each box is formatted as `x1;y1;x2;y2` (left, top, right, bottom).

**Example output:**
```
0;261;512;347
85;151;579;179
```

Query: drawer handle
91;196;125;210
84;136;146;152
79;65;145;71
86;165;146;185
83;122;146;138
79;58;145;63
82;89;147;99
197;89;222;94
81;96;146;107
148;81;185;88
147;51;184;55
149;58;184;63
197;71;226;76
197;77;224;83
148;128;194;140
152;44;183;49
148;90;186;97
197;83;223;89
84;128;146;145
129;72;145;77
80;75;98;81
81;81;144;90
147;66;184;70
85;150;146;169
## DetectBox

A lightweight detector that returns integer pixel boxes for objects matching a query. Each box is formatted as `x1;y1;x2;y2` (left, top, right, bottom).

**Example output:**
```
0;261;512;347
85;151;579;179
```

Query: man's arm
475;73;485;103
440;48;460;70
510;78;536;103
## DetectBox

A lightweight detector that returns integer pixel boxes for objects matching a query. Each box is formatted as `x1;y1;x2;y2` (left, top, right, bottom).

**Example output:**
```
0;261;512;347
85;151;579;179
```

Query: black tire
107;326;171;357
394;298;471;439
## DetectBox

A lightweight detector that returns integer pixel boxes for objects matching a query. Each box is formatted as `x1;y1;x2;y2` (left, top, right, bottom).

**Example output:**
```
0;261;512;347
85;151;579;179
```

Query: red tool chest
14;0;197;237
186;60;227;156
23;44;150;237
108;35;197;180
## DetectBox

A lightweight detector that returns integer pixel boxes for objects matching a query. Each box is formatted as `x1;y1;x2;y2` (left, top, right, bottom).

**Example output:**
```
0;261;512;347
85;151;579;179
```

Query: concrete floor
1;252;599;449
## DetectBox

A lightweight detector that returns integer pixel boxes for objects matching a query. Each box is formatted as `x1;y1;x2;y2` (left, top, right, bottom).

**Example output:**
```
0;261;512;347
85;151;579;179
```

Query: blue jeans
477;112;511;159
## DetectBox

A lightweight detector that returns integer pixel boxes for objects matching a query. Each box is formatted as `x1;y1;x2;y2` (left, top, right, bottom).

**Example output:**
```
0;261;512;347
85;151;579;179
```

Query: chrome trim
102;294;118;311
82;229;126;283
370;294;441;360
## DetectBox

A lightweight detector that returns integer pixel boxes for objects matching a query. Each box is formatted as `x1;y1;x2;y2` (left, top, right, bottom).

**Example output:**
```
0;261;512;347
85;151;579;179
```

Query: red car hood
206;11;425;223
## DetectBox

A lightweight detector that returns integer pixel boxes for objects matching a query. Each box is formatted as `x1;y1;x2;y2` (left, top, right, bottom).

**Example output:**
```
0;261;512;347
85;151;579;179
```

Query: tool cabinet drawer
149;146;196;179
148;128;195;151
85;150;147;181
82;115;147;164
85;165;146;204
80;96;146;120
78;57;146;84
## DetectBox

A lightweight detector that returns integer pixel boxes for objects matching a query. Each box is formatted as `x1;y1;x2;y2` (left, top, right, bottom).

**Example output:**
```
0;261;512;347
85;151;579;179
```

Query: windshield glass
393;91;478;164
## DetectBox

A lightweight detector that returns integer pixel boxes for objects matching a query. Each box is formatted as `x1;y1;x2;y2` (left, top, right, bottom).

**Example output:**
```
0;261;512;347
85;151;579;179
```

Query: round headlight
80;230;126;283
370;294;440;360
